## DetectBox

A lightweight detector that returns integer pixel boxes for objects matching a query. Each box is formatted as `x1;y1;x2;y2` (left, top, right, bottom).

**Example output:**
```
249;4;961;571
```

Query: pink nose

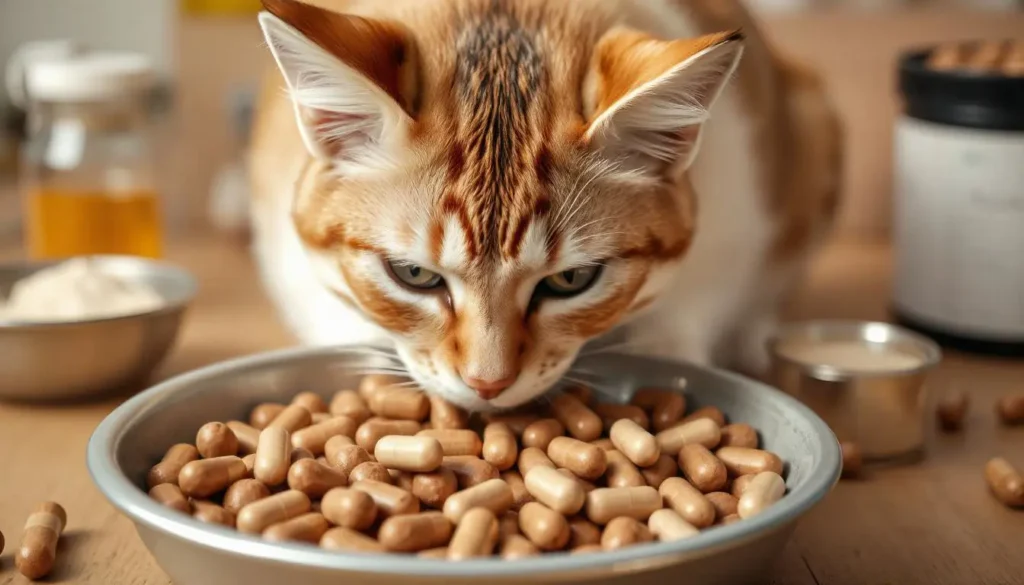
462;375;517;400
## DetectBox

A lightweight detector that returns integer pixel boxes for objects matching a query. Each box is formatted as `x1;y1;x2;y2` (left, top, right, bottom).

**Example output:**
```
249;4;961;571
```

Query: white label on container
893;117;1024;339
44;118;86;171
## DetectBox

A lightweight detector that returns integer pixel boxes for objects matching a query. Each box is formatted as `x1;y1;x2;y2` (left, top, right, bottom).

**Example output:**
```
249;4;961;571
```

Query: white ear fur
586;39;743;174
258;12;411;169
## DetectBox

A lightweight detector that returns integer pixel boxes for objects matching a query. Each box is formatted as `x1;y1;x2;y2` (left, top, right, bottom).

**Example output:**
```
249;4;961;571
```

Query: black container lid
898;46;1024;131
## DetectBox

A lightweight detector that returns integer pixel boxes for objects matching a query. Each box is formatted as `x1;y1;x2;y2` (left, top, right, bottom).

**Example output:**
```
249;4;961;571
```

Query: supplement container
893;42;1024;356
19;51;163;259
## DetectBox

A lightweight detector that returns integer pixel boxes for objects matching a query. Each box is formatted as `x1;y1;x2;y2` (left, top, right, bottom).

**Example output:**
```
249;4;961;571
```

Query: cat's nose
462;374;517;400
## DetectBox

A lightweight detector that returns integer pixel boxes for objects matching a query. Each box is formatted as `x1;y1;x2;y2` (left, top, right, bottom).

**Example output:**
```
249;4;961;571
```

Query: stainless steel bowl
87;346;840;585
0;256;197;401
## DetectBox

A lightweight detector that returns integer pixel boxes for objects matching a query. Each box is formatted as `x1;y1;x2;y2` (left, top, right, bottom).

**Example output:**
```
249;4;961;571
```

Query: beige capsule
443;478;514;523
292;417;358;456
321;487;378;530
368;387;430;421
567;517;601;547
178;456;248;498
500;534;540;559
483;412;541;436
351;479;420;517
640;454;678;489
716;447;784;477
737;471;786;519
418;547;449;559
681;406;726;427
585;486;662;525
355;419;421;452
375;436;444;472
631;388;686;432
417;429;482;457
441;456;499;488
731;474;756;498
482;423;518;470
320;527;384;552
600;516;652;550
226;421;260;455
984;457;1024;508
705;492;739;521
149;483;191;514
326;443;372;478
523;467;585;515
349;462;393;484
192;501;235;528
291;391;328;413
521;419;565;451
547;437;607;480
551;394;603;441
236;490;311;534
412;468;459;508
249;403;286;430
254;427;292;486
502;470;533;509
610;418;660;467
358;374;407;401
288;459;348;498
429;395;469;429
719;423;759;449
604;450;646;488
648;509;699;541
147;443;200;489
264;512;329;543
196;422;240;459
15;502;67;580
656;418;721;456
679;444;728;493
223;479;270;515
379;511;454;552
660;477;715;528
267;404;313;432
448;508;499;560
518;502;570;551
329;390;371;424
593;403;650;431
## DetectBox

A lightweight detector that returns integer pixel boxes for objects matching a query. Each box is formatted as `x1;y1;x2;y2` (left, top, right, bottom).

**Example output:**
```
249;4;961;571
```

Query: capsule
840;441;863;479
594;403;650;431
731;474;756;498
291;417;358;456
223;479;270;515
660;477;715;528
500;534;540;559
320;527;385;552
567;517;602;547
679;444;728;493
547;437;607;480
441;456;499;488
355;419;421;452
263;511;329;543
521;419;565;450
249;403;286;429
226;421;260;455
267;404;313;432
15;502;66;580
715;447;784;477
448;508;499;559
609;419;660;467
326;443;372;478
178;456;248;498
585;486;661;525
997;394;1024;426
195;422;239;459
737;471;786;518
412;468;459;508
648;508;699;541
705;492;739;521
482;423;518;470
985;457;1024;508
443;478;514;523
631;388;686;432
600;516;652;550
417;429;482;457
681;406;726;427
375;436;444;472
656;418;721;455
351;479;420;517
501;470;533;509
359;374;407;401
550;394;603;441
349;462;393;484
192;501;235;527
605;450;646;488
935;391;968;432
328;389;370;423
429;395;469;429
254;427;292;486
523;467;585;515
321;487;378;530
148;483;191;514
483;413;540;436
147;443;200;488
287;458;348;497
640;454;678;489
291;391;328;414
368;386;430;421
237;489;311;534
719;423;759;449
379;511;454;552
518;502;570;551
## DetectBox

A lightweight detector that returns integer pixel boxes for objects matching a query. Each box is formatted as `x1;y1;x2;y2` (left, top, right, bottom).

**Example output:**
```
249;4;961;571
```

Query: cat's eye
387;260;444;290
539;265;603;297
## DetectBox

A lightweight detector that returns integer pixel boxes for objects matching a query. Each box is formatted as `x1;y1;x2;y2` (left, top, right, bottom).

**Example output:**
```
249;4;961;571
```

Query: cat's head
258;0;743;411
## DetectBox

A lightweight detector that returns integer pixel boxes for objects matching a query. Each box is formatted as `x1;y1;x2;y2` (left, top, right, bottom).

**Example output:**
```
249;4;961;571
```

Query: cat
249;0;842;411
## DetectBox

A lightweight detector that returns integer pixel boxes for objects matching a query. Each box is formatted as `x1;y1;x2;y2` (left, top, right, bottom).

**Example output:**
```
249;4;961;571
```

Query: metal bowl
87;346;840;585
0;256;197;401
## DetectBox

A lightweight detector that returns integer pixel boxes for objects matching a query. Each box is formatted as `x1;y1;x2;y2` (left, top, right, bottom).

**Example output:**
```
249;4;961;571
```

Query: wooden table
0;234;1021;584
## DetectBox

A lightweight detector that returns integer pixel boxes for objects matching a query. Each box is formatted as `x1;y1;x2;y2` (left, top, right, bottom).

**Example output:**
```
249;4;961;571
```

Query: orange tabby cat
250;0;841;410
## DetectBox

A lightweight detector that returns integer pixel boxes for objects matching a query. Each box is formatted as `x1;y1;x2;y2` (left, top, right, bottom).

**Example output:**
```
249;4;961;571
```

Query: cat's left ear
584;29;744;177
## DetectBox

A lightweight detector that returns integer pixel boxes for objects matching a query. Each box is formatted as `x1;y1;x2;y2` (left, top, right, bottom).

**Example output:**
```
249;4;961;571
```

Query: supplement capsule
379;511;454;552
547;437;607;480
441;456;499;488
355;419;421;452
563;384;593;405
936;391;968;432
16;502;67;580
288;458;348;497
705;492;739;521
267;404;313;432
349;461;393;484
594;403;650;431
411;468;459;508
610;419;660;467
518;502;570;551
601;516;653;550
226;421;260;455
375;436;444;472
351;479;420;517
429;395;469;429
368;386;430;421
551;394;603;441
254;427;292;486
358;374;407;401
448;508;499;559
482;423;518;470
237;490;311;534
521;419;565;450
984;457;1024;508
483;413;540;436
660;477;715;528
196;422;240;459
192;501;236;528
523;467;585;515
223;479;270;515
640;454;678;489
249;403;286;429
178;456;248;498
567;517;602;547
321;487;378;530
443;478;514;523
631;388;685;432
585;486;662;525
682;406;726;427
656;418;721;455
502;470;534;509
840;441;863;479
500;534;540;559
292;417;358;456
716;447;784;477
996;394;1024;426
418;547;449;559
147;443;199;488
327;443;373;478
291;391;328;414
264;512;330;543
737;471;786;518
605;450;646;488
149;483;191;514
731;474;756;498
417;429;482;457
719;423;759;449
678;444;728;493
648;508;699;541
330;389;371;424
320;527;384;552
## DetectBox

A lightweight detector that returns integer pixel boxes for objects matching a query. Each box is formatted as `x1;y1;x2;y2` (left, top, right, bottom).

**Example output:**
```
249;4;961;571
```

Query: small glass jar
20;51;163;259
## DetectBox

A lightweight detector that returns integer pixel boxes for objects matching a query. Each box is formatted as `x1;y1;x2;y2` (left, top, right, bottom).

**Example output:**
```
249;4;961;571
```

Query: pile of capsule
146;375;788;558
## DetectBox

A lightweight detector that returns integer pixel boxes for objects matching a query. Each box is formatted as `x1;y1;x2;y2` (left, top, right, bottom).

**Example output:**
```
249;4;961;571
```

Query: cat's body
250;0;841;409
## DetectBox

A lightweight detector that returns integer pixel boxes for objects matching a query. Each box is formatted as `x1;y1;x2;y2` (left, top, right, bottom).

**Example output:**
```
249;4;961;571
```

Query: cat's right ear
258;0;417;167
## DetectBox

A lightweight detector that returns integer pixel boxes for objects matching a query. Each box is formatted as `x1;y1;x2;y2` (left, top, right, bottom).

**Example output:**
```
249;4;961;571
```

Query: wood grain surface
0;235;1021;584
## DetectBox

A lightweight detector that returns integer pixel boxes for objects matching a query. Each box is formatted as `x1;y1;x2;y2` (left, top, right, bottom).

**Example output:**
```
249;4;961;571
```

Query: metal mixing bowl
87;346;840;585
0;256;197;401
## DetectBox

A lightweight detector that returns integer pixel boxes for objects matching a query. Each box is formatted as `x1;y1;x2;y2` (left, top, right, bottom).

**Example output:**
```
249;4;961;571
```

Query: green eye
387;260;444;290
541;266;602;297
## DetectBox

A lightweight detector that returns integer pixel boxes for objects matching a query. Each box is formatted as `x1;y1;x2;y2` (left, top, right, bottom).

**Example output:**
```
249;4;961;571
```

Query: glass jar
20;51;163;259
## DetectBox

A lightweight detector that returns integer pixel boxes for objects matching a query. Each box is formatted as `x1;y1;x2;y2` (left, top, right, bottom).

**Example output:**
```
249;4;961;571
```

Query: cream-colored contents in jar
777;340;923;373
0;258;163;322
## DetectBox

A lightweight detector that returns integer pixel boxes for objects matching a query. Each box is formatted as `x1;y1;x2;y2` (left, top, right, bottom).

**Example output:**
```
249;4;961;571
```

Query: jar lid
898;43;1024;131
25;51;155;103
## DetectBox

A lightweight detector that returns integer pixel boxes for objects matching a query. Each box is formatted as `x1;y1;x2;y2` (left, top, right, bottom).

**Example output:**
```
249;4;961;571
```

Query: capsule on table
236;490;311;534
567;517;601;548
291;391;329;414
16;502;67;580
178;456;248;498
656;418;721;455
288;458;348;497
292;416;358;456
147;443;200;489
984;457;1024;508
500;534;540;559
996;394;1024;426
550;394;603;441
266;404;313;432
448;508;499;560
737;471;786;518
840;441;863;479
660;477;716;528
149;483;192;514
523;467;585;515
320;527;385;552
379;511;453;552
355;419;421;452
349;461;393;484
678;444;728;493
640;454;678;489
321;487;378;530
223;479;271;515
249;403;286;430
521;419;565;451
263;512;330;543
547;437;607;480
719;423;759;449
605;449;646;488
715;447;784;477
631;388;686;432
482;423;518;470
192;501;236;528
429;395;469;429
443;478;514;523
518;447;556;477
518;502;570;551
585;486;662;525
594;403;650;431
441;456;499;488
255;427;292;486
368;386;430;421
601;516;653;550
648;508;699;541
375;436;444;472
226;421;260;455
351;479;420;517
418;429;482;457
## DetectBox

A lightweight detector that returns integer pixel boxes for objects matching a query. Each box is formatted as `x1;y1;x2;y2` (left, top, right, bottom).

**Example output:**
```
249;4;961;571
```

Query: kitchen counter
0;234;1021;585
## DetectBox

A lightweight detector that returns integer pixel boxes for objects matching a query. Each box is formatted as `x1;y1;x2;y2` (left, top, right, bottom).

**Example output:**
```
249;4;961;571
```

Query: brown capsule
418;547;449;559
610;419;660;467
600;516;652;550
15;502;66;580
249;403;286;430
329;390;371;424
500;534;540;559
568;517;602;547
443;478;515;523
604;450;646;488
196;422;240;459
482;423;518;470
349;462;393;484
591;438;615;451
731;474;756;498
223;479;270;515
640;454;678;489
320;527;384;552
178;456;248;498
355;419;421;452
236;489;311;534
147;443;200;489
291;447;315;463
483;413;540;436
292;417;358;456
648;509;699;541
550;394;603;441
518;447;556;477
679;445;728;493
585;486;662;525
379;511;453;552
501;470;533;510
682;406;726;427
254;427;292;486
326;443;372;479
705;492;739;521
521;419;565;451
656;418;721;456
267;404;312;433
351;479;420;517
368;387;430;421
429;395;469;429
192;501;235;528
716;447;784;477
499;511;520;540
547;437;607;480
448;508;499;560
417;429;482;457
841;441;863;479
321;487;378;530
594;403;650;431
518;502;570;551
737;471;786;518
997;394;1024;426
632;388;685;432
719;423;759;449
523;467;586;515
441;456;499;488
985;457;1024;508
660;477;715;528
226;421;260;455
264;512;329;543
563;384;593;405
936;391;968;432
291;391;328;414
358;374;408;401
288;459;348;497
412;468;459;508
148;483;191;514
375;436;444;472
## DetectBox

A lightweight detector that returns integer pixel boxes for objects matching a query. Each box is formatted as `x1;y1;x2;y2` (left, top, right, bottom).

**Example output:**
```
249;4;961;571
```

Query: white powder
0;258;164;322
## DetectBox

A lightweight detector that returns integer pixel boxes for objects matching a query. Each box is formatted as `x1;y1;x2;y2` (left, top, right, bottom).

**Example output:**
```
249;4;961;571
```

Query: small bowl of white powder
0;256;197;401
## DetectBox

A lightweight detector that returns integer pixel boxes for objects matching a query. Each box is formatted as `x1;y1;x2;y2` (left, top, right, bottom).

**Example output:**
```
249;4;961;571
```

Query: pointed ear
258;0;418;167
584;29;744;176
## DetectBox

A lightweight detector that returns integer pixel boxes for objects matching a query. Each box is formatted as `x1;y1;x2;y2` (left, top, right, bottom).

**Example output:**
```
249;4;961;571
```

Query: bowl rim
87;344;841;577
0;255;198;329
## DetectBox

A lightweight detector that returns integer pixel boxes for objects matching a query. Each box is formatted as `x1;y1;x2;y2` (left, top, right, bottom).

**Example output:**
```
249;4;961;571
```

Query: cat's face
259;0;742;410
